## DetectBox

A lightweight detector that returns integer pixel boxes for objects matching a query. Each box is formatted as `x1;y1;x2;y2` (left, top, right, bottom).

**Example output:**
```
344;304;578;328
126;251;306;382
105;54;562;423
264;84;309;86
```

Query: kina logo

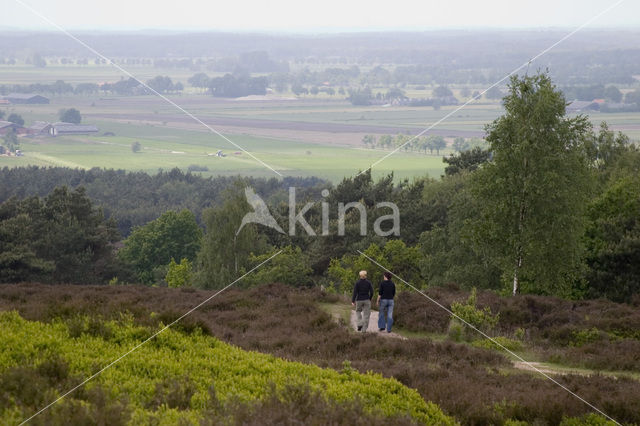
236;187;285;235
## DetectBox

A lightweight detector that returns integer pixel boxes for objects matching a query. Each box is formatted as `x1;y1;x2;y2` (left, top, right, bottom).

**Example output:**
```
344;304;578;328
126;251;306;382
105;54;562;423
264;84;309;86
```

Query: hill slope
0;310;452;425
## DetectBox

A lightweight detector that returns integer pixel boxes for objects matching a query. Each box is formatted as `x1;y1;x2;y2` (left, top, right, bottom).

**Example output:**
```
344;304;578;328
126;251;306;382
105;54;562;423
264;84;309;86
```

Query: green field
2;64;640;182
1;127;445;182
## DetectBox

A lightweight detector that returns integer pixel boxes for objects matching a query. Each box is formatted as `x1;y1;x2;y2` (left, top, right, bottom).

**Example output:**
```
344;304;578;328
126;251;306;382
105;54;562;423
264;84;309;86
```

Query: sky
3;0;639;32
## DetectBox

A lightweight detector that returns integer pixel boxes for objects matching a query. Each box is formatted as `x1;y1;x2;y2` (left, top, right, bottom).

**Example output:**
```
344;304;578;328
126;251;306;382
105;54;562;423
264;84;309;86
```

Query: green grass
394;328;449;341
318;302;352;325
2;126;446;182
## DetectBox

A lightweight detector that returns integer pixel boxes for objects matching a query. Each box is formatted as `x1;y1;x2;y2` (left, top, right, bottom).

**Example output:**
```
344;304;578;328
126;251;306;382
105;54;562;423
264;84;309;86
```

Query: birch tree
469;73;593;296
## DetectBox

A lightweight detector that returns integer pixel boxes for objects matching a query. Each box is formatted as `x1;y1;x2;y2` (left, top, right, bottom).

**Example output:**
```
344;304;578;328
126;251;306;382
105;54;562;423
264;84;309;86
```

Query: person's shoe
357;326;362;331
387;330;392;333
379;328;385;331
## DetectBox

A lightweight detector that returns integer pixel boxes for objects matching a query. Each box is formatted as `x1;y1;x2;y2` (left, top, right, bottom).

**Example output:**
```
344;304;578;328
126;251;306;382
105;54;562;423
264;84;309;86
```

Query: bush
187;164;209;172
165;258;193;288
66;315;114;340
449;288;499;341
570;327;605;347
560;413;617;425
147;376;196;410
203;382;424;426
0;310;453;425
472;336;523;352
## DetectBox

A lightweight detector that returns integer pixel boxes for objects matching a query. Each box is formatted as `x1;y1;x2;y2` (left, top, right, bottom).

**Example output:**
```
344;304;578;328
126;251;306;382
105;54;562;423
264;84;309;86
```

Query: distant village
0;93;99;157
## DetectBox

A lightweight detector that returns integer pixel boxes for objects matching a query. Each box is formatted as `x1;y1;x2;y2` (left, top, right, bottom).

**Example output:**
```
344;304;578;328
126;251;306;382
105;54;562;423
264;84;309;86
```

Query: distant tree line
0;167;326;237
361;134;485;155
4;31;640;85
562;84;623;102
0;76;184;97
208;73;268;98
189;72;269;97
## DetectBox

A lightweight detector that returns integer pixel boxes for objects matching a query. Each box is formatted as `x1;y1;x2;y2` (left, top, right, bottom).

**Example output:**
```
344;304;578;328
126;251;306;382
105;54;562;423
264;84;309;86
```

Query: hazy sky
4;0;639;32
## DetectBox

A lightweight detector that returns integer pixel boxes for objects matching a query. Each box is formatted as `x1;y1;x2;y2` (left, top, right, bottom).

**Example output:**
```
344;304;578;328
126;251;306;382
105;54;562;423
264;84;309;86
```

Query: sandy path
347;307;587;376
512;361;569;376
350;309;406;339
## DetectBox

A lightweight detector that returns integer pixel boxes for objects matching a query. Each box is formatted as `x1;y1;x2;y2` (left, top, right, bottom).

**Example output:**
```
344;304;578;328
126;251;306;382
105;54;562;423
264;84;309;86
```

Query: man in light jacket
352;270;374;332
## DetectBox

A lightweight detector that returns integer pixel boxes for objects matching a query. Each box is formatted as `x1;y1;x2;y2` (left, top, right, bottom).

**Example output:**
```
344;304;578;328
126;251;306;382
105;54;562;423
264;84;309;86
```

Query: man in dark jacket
376;271;396;332
352;270;374;332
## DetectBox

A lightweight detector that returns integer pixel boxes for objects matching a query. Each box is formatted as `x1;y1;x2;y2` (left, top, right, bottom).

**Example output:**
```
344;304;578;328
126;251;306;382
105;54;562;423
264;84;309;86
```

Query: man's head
383;271;392;280
359;270;367;279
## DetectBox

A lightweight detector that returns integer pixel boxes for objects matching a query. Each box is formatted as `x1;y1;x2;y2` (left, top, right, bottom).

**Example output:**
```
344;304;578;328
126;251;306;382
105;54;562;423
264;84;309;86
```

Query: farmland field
4;86;640;182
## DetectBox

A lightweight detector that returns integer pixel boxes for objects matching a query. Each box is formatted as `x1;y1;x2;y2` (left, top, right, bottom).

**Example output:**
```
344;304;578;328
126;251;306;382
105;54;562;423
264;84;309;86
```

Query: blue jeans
378;299;394;332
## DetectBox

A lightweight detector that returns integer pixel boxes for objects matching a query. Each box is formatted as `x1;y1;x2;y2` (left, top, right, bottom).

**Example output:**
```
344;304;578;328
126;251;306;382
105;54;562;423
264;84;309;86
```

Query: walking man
377;271;396;333
352;270;374;332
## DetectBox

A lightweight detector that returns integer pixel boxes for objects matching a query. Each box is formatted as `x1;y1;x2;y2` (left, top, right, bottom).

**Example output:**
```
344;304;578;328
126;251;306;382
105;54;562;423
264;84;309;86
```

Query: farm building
2;94;50;104
50;122;99;136
0;121;21;135
566;100;600;113
28;121;53;136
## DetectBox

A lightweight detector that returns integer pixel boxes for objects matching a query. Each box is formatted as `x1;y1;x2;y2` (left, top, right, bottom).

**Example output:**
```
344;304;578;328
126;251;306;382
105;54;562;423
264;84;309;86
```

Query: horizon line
1;25;639;35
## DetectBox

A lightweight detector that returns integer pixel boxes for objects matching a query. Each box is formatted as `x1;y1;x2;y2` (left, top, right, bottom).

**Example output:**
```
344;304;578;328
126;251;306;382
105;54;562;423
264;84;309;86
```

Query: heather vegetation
1;283;638;424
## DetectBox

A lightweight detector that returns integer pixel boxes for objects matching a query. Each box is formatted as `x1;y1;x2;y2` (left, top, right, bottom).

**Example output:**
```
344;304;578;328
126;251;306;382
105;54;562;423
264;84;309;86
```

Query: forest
1;73;639;304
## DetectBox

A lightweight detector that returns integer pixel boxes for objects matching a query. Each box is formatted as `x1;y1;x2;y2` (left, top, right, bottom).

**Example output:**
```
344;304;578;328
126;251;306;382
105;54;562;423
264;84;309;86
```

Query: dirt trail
350;309;406;339
512;361;570;376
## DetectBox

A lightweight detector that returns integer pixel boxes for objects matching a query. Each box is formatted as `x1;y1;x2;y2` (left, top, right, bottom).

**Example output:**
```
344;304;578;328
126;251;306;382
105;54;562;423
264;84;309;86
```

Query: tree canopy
118;209;202;284
59;108;82;124
0;186;120;284
469;73;593;296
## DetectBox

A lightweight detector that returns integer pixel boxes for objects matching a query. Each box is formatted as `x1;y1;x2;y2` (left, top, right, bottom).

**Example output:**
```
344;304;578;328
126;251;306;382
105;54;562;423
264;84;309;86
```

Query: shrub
187;164;209;172
147;376;197;410
560;413;617;425
165;258;193;288
570;328;605;347
449;288;499;341
0;310;453;425
202;382;424;426
66;315;114;340
472;336;523;352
